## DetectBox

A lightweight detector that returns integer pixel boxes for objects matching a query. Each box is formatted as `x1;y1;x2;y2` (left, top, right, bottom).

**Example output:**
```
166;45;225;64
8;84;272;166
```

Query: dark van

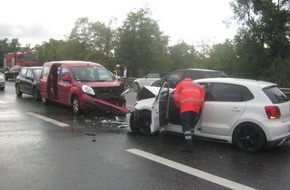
39;61;129;115
151;68;227;88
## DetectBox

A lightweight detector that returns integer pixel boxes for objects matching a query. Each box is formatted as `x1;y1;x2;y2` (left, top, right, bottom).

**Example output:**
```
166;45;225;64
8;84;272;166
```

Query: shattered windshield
72;66;114;82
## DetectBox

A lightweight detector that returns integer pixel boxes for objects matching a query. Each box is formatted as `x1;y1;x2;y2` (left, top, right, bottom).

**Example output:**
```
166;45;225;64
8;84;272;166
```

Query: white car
133;72;168;91
0;73;5;90
127;78;290;152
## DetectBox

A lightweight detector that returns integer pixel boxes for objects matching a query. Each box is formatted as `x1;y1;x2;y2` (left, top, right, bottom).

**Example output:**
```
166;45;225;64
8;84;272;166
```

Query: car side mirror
62;75;71;82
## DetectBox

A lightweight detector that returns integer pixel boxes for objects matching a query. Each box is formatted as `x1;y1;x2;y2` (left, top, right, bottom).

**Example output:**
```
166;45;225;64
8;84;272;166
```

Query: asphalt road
1;81;290;190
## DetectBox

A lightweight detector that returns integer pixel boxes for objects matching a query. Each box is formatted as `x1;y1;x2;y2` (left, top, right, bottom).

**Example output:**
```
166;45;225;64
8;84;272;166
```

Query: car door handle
231;107;241;112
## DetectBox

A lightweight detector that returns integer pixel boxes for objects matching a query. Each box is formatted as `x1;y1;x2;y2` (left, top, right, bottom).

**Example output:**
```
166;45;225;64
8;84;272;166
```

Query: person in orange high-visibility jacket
174;77;205;152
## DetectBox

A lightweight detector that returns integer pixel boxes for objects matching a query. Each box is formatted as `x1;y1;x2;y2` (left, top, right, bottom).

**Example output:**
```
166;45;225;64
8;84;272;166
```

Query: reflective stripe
184;131;192;135
181;89;199;93
185;136;192;140
180;97;203;104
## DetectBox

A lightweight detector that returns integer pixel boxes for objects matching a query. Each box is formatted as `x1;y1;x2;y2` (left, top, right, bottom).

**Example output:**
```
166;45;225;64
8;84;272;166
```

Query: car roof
195;77;276;89
43;61;102;67
177;68;225;72
24;66;43;69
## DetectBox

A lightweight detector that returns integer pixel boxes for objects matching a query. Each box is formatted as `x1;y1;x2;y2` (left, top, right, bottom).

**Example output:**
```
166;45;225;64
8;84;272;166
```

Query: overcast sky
0;0;237;47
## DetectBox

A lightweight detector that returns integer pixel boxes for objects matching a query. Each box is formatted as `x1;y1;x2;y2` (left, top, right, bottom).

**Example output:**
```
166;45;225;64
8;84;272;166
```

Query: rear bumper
267;134;290;147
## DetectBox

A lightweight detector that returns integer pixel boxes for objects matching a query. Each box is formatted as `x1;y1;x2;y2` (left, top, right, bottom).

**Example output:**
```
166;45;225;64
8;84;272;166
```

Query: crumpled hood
137;85;170;101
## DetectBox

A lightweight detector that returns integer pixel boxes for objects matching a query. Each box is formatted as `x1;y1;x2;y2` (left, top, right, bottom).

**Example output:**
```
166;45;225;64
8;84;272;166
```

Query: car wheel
33;88;41;101
41;97;49;105
72;96;82;115
133;82;140;91
233;123;266;152
129;110;152;135
15;85;22;97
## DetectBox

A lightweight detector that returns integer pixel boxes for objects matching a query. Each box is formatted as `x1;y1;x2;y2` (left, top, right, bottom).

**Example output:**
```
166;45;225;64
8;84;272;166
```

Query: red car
39;61;129;115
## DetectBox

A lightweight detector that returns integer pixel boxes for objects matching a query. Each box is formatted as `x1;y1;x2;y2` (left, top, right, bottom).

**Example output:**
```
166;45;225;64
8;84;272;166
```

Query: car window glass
147;73;160;78
33;69;42;79
167;71;183;82
72;66;113;82
263;86;288;103
41;66;51;80
210;83;253;102
20;68;27;77
26;69;33;78
61;68;70;77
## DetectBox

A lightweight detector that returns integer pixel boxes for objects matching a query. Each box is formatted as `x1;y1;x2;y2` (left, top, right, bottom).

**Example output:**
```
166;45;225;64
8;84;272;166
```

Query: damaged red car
39;61;129;115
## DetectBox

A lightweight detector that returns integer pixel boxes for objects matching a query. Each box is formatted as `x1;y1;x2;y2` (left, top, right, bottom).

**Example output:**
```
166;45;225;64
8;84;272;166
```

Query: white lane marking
127;148;257;190
26;112;70;127
0;100;7;104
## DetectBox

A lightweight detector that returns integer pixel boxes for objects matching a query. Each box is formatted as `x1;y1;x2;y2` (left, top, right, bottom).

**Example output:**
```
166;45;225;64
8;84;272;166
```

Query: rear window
263;86;288;104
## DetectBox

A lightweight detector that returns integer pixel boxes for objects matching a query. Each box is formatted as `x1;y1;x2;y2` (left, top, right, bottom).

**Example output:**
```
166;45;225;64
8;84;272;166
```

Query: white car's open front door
150;82;170;133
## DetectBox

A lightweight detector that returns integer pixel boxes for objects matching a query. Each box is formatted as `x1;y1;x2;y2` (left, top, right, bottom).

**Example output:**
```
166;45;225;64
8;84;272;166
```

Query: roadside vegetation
1;0;290;86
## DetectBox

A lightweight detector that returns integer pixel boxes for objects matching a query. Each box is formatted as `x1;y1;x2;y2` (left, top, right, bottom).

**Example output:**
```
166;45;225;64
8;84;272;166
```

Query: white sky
0;0;237;47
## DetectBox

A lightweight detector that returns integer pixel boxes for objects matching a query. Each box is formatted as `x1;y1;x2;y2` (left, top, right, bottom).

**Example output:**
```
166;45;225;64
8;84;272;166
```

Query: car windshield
72;66;113;82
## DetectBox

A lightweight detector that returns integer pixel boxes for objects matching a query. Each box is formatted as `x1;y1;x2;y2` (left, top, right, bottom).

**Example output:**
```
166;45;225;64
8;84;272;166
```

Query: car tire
41;97;49;105
133;82;140;91
129;110;152;135
15;85;22;97
233;123;266;152
72;96;82;115
33;88;41;101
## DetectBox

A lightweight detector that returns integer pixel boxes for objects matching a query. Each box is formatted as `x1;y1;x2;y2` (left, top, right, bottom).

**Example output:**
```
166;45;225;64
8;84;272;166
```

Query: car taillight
265;106;281;119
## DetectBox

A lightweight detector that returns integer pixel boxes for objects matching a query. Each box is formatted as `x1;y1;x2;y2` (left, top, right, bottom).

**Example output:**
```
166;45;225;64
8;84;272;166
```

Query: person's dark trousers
180;111;199;150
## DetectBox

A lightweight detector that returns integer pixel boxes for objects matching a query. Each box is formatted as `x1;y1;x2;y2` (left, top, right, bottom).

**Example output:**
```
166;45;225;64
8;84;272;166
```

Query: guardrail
280;88;290;96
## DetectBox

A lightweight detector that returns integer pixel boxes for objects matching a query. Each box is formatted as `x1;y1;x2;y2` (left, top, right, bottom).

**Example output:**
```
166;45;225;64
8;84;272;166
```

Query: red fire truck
4;51;40;70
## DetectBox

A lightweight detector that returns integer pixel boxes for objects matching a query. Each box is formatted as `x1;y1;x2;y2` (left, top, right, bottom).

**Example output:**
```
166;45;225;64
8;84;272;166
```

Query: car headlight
82;85;95;95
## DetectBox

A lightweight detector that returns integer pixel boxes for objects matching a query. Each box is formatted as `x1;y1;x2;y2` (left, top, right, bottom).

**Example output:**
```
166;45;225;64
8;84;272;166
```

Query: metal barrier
280;88;290;96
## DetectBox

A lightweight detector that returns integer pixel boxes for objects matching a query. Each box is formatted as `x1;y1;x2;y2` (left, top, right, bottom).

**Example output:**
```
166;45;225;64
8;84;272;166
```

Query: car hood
137;85;174;101
76;80;122;88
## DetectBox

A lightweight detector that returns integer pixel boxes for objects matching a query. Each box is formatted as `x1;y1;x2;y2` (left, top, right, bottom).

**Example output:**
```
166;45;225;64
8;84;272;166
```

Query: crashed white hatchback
126;78;290;152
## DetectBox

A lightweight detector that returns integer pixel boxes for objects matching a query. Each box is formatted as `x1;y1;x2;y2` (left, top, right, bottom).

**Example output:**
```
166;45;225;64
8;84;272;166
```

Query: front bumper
0;82;5;88
82;94;129;116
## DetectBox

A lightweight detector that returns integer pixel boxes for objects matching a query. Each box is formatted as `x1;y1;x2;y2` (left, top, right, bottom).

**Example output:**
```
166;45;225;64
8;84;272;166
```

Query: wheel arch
231;121;267;142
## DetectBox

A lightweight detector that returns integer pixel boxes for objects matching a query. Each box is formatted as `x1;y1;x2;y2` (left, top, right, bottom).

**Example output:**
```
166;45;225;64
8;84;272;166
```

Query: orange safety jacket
173;78;205;113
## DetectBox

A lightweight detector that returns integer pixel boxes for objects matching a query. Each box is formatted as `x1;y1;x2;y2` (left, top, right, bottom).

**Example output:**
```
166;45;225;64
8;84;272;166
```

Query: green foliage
1;3;290;88
231;0;290;83
115;8;169;77
0;38;21;67
202;40;239;76
169;41;198;70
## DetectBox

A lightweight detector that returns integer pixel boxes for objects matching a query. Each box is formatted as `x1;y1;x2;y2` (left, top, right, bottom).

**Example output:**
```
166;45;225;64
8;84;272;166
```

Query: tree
230;0;290;85
115;8;169;77
0;38;21;67
168;41;199;71
35;39;68;63
67;17;117;67
204;40;239;76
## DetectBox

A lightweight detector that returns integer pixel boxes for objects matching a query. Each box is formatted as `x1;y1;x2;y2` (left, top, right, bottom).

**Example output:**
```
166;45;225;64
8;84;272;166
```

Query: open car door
150;82;170;133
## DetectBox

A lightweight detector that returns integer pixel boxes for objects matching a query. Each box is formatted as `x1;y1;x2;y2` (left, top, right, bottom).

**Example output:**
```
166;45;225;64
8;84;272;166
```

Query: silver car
133;72;168;91
0;73;5;90
127;78;290;152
